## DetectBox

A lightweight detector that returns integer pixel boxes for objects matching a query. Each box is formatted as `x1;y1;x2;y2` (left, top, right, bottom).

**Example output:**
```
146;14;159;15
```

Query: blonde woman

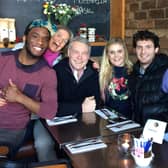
99;38;133;118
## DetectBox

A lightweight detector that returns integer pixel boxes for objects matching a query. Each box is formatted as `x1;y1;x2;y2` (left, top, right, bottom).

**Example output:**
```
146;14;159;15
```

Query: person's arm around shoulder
162;69;168;93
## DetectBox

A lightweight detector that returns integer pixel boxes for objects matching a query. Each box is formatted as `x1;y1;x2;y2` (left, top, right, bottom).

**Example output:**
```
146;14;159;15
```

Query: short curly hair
133;30;160;49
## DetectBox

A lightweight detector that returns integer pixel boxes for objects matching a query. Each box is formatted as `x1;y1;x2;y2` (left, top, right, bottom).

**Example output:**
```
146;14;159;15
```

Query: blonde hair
99;38;133;99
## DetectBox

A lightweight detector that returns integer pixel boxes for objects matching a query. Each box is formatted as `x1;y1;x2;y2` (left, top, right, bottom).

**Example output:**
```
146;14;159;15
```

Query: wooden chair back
0;146;9;158
33;164;67;168
29;159;70;168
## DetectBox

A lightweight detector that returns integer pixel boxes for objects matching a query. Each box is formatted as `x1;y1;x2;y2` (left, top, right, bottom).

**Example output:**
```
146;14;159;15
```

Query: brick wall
125;0;168;56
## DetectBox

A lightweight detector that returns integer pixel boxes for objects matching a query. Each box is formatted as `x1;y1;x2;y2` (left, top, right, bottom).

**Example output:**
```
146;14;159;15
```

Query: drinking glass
118;133;134;155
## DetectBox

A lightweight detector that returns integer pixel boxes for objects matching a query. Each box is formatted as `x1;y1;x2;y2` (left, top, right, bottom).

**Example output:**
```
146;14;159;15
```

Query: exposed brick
166;8;168;17
141;0;156;10
135;12;147;20
137;20;155;29
126;0;168;54
155;19;168;28
130;3;139;12
125;30;135;37
149;9;165;18
126;0;136;4
125;37;132;45
154;29;168;37
160;37;168;48
126;20;139;29
126;12;134;20
158;0;168;8
126;4;129;12
160;49;168;55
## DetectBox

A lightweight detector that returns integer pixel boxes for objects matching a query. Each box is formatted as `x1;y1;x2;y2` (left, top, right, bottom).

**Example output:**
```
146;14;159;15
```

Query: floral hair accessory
25;19;57;36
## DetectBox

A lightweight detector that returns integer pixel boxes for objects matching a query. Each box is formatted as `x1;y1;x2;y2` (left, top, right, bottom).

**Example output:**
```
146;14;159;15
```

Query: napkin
95;108;118;120
106;120;141;132
65;138;107;154
46;115;77;126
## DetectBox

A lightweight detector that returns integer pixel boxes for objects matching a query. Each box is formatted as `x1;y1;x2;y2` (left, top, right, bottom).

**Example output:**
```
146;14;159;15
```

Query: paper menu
142;119;167;144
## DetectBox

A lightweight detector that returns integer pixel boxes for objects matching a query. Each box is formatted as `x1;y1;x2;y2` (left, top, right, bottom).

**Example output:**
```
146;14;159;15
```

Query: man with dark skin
0;19;57;158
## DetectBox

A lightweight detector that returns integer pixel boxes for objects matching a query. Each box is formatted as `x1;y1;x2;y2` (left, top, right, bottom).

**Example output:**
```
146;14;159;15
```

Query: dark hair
133;30;160;48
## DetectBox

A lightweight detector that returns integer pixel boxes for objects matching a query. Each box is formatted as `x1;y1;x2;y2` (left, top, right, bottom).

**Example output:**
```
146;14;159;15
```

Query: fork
107;121;134;128
71;141;103;148
69;138;100;147
101;109;111;118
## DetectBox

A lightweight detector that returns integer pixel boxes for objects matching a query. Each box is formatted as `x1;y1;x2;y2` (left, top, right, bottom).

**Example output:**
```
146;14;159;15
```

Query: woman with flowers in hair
99;38;133;118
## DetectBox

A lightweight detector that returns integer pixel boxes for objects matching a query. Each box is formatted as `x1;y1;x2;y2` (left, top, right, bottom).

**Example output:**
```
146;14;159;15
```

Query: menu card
142;119;167;144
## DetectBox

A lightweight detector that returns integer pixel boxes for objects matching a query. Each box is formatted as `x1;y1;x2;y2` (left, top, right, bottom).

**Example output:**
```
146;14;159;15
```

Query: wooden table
43;112;168;168
43;113;104;146
63;134;168;168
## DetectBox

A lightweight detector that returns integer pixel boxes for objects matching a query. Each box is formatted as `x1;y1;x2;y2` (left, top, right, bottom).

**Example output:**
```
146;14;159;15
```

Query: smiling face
49;29;70;52
25;27;50;58
108;43;125;67
135;40;159;69
68;41;90;72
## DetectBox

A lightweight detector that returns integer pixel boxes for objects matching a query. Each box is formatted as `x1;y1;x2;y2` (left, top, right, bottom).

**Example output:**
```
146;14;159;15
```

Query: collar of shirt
69;63;86;82
139;66;145;76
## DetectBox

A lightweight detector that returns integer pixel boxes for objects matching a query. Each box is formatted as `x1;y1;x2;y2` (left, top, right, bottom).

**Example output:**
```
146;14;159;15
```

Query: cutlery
101;109;111;117
71;141;103;149
69;138;100;147
101;109;119;120
107;120;134;128
108;119;116;124
114;121;135;128
118;115;127;120
52;115;75;122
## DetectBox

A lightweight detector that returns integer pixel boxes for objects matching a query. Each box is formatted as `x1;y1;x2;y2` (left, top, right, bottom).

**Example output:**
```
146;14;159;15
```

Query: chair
0;140;36;161
15;120;37;161
14;140;36;161
0;159;27;168
29;159;71;168
0;146;9;158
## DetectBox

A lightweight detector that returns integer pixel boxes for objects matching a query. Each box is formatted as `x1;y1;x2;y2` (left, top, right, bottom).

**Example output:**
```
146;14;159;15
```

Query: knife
69;138;100;147
71;141;103;149
106;120;134;128
52;115;75;122
101;109;111;117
